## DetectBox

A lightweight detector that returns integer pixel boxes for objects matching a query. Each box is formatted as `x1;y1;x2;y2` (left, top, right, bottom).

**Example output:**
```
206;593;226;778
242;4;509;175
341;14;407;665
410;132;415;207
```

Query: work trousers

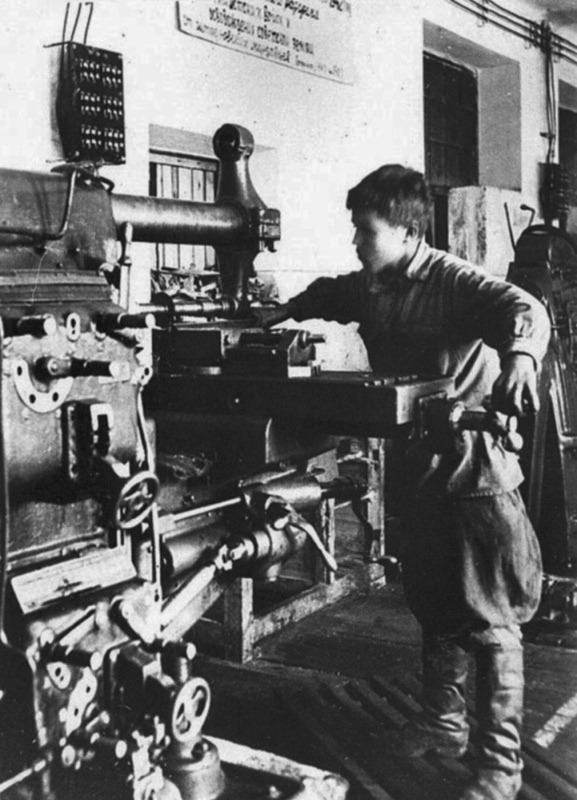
400;488;542;633
399;489;542;776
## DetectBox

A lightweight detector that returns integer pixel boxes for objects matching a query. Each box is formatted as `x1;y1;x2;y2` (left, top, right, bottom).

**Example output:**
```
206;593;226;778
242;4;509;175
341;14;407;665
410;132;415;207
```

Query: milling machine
0;122;525;800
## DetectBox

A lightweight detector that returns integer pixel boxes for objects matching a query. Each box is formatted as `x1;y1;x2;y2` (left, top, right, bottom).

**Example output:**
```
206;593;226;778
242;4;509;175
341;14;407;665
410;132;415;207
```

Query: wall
449;186;531;279
1;0;577;367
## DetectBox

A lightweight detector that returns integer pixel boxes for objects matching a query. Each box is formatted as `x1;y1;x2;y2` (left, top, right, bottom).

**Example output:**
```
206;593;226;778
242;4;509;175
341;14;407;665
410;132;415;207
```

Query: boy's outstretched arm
251;301;296;329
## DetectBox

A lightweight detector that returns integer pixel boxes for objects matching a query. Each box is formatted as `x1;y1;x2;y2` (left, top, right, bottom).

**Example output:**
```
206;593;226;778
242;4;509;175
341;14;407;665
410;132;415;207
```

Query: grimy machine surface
0;123;523;800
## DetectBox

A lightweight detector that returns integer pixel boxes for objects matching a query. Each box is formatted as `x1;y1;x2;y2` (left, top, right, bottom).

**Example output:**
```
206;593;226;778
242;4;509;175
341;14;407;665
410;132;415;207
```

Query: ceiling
528;0;577;27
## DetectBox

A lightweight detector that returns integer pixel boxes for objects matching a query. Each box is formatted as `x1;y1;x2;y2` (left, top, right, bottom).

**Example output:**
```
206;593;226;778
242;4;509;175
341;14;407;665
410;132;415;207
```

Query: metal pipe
139;298;237;320
0;758;48;795
243;475;323;513
170;497;242;523
160;563;218;638
111;194;247;245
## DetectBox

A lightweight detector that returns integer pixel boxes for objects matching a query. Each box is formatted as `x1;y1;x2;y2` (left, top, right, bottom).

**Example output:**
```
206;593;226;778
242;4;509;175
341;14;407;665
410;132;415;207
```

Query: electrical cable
486;0;535;25
448;0;535;46
557;47;577;68
448;0;533;36
556;33;577;59
544;27;557;163
69;3;83;43
464;0;534;37
83;2;94;45
548;52;556;162
557;29;577;48
60;2;70;77
61;2;70;47
446;0;577;67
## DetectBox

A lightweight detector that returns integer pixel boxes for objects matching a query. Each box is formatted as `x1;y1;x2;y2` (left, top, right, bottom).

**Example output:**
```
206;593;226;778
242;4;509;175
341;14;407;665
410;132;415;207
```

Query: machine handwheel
171;677;211;743
114;470;159;530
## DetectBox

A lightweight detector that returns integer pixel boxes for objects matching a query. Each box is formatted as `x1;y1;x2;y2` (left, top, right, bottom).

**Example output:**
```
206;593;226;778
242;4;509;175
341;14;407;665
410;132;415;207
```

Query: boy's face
352;209;417;283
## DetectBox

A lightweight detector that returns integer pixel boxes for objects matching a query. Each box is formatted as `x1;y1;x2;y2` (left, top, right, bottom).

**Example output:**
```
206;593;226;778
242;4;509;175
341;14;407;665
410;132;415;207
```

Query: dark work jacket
289;241;551;499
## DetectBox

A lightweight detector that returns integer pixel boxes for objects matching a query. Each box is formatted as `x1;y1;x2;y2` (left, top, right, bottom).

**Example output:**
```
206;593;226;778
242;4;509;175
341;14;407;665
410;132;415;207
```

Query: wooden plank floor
197;579;577;800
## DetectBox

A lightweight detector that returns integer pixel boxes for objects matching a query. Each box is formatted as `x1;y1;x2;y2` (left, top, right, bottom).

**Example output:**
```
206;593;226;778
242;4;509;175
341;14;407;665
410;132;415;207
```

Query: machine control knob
299;332;326;346
45;642;103;672
15;315;57;337
152;640;197;661
91;734;128;760
35;356;127;380
70;729;128;760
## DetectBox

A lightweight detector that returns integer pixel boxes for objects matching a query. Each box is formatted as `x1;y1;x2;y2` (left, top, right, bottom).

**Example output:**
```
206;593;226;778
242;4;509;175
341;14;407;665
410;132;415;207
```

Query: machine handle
255;494;338;572
449;402;524;453
293;517;338;572
419;395;525;454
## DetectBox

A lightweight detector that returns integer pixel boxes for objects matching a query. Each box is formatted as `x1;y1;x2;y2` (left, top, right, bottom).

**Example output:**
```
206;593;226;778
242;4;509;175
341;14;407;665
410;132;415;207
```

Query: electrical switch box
57;42;126;164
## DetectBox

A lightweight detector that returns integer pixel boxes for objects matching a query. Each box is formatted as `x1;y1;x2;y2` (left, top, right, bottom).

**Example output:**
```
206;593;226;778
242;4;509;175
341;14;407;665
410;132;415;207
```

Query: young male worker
256;164;551;800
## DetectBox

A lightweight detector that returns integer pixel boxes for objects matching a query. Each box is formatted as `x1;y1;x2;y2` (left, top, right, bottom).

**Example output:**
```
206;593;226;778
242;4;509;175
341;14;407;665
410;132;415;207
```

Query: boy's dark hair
346;164;432;237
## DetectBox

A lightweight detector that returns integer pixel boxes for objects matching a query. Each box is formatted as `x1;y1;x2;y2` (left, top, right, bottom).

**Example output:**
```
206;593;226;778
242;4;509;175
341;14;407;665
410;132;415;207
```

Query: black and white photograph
0;2;576;798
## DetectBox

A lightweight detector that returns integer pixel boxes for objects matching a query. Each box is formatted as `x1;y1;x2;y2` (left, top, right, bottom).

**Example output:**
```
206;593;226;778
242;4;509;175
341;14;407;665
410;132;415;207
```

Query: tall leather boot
459;638;524;800
397;635;470;758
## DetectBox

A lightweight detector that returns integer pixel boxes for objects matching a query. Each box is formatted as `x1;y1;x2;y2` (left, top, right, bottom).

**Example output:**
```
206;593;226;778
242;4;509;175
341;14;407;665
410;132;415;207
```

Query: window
424;52;478;248
149;149;219;294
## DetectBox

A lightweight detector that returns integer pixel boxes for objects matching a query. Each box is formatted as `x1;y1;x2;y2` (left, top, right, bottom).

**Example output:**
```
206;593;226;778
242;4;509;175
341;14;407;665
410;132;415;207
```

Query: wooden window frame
424;52;479;249
149;148;219;288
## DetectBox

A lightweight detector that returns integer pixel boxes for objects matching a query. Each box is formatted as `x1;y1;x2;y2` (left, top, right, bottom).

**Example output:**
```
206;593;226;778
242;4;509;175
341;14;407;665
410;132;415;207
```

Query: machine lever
293;517;338;573
419;395;524;454
450;402;524;453
248;491;338;573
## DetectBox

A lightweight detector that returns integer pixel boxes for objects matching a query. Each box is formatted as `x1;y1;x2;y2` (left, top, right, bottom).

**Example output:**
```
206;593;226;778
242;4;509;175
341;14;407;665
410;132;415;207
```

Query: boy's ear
405;223;420;240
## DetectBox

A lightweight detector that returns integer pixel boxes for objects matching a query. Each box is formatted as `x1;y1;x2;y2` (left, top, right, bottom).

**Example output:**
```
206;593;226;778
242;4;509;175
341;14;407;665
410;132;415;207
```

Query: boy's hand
491;353;539;416
251;302;294;329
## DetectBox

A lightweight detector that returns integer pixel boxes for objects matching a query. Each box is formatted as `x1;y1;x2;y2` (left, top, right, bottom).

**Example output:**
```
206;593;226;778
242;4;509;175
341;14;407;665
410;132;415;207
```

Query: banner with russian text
177;0;353;84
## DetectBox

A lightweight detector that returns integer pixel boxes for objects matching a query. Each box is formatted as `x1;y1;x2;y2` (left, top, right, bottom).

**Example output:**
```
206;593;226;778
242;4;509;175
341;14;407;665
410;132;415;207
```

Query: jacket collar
367;239;432;293
404;239;434;281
